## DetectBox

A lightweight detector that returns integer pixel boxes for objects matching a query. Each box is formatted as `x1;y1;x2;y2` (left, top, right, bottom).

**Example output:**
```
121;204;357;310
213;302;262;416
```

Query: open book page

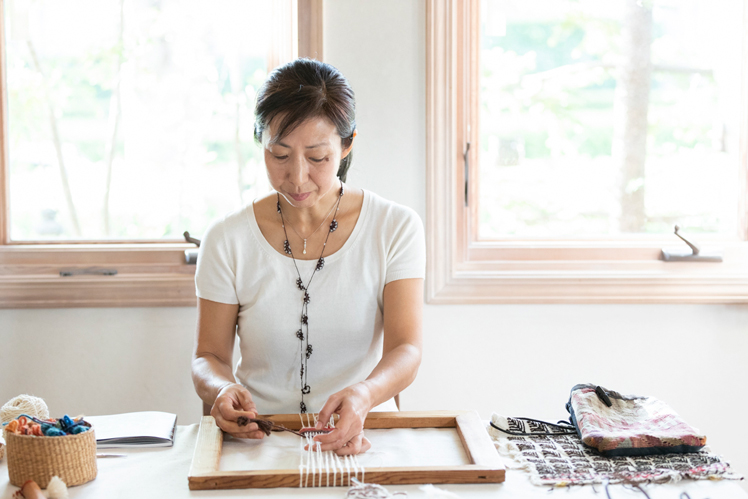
85;411;177;448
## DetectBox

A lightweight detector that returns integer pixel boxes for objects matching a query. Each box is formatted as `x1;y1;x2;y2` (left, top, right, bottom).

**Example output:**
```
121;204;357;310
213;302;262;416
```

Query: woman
191;58;424;456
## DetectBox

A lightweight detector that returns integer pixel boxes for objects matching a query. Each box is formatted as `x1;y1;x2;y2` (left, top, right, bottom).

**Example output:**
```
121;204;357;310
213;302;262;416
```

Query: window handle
184;231;200;265
463;142;470;207
183;231;201;247
661;225;722;262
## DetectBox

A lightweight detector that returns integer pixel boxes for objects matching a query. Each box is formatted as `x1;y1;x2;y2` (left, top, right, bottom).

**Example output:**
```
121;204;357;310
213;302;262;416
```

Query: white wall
1;0;746;488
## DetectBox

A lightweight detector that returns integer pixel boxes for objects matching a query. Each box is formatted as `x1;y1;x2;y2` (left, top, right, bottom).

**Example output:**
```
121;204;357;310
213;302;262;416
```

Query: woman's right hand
211;382;266;439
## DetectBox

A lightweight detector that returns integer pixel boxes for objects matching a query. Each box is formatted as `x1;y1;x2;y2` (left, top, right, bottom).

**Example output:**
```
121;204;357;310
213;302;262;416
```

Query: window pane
478;0;743;238
6;0;272;241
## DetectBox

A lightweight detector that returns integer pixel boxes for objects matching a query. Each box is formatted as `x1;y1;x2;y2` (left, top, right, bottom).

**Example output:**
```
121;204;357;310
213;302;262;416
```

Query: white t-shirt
195;189;426;414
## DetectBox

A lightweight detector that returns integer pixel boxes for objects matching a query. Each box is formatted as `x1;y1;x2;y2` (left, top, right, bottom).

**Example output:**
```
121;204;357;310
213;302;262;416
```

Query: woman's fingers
305;432;370;455
314;395;342;430
211;383;264;439
212;408;264;438
214;416;266;439
236;389;258;413
228;429;267;440
311;428;349;452
334;433;370;456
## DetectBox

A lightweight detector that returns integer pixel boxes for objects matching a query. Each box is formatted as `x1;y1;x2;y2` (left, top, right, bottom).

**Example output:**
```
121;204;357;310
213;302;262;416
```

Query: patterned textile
567;384;706;456
488;415;742;487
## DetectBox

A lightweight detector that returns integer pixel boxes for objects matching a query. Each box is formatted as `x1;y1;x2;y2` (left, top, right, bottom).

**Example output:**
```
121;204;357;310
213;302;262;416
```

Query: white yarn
346;478;407;498
46;476;69;499
0;394;49;424
298;412;366;488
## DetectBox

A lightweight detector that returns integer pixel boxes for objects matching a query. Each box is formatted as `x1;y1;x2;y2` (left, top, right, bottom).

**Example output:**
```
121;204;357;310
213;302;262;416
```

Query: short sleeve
195;219;240;305
384;207;426;285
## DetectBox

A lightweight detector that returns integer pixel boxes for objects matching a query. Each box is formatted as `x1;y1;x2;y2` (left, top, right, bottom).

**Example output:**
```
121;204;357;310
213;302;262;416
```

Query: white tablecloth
1;425;745;498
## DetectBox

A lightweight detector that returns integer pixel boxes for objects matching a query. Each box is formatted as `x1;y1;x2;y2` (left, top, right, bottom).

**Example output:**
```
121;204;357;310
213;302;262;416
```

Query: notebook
85;411;177;448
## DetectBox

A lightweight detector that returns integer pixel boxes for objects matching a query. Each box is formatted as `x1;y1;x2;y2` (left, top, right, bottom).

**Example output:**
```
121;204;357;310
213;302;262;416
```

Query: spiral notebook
85;411;177;448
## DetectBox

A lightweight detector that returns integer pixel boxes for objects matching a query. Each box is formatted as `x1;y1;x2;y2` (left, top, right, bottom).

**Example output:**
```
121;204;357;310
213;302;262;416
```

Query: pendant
303;239;307;255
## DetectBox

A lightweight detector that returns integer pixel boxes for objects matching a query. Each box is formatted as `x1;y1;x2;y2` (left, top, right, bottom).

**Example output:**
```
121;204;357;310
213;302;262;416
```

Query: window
0;0;323;308
426;0;748;303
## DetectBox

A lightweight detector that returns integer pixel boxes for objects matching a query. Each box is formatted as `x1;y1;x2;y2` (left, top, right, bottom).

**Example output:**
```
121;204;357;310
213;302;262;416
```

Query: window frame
426;0;748;304
0;0;323;308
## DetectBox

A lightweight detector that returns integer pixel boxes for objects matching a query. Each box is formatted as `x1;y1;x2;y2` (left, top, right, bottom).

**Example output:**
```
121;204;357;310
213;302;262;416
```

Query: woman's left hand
310;382;373;455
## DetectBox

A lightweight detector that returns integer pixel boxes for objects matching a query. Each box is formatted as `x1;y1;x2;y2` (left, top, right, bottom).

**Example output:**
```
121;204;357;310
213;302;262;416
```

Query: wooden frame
298;0;323;60
188;411;505;490
0;0;323;308
426;0;748;304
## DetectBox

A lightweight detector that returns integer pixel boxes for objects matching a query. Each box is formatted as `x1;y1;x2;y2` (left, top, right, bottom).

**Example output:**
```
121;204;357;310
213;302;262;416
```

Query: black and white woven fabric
488;414;742;486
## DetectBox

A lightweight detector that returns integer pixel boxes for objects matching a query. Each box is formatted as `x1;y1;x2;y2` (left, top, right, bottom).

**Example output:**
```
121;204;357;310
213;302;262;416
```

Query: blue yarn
70;425;89;434
59;415;75;431
43;426;66;437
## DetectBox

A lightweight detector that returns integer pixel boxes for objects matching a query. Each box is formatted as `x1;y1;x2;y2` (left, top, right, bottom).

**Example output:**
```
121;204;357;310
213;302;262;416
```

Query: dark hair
254;59;356;182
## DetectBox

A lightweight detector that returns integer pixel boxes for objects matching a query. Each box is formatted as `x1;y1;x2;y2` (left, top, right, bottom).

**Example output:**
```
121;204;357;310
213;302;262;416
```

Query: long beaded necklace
277;183;344;413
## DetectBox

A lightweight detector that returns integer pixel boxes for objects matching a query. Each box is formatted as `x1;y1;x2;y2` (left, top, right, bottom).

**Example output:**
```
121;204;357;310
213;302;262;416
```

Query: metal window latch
661;225;723;262
184;231;201;265
60;268;118;277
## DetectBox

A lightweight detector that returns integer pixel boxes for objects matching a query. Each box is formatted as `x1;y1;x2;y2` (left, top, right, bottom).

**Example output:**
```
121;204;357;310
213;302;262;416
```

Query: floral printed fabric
568;385;706;457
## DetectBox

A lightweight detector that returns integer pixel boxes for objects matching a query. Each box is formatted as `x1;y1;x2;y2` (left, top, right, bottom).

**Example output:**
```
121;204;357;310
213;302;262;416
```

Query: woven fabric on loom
488;415;742;487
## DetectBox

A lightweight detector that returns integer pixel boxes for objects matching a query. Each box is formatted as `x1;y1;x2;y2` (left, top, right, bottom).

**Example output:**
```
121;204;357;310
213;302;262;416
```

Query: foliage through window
478;0;743;239
6;0;274;241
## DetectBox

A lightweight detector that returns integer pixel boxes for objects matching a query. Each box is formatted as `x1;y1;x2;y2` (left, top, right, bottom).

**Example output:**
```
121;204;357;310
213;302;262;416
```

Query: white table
1;424;745;498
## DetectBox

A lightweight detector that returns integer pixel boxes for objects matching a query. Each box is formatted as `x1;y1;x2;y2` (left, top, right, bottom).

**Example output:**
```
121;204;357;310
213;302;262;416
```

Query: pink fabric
571;387;706;452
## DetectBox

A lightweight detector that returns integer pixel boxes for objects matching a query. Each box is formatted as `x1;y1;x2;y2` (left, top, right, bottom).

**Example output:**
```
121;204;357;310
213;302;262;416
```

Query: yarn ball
0;395;49;424
47;476;69;499
42;426;66;437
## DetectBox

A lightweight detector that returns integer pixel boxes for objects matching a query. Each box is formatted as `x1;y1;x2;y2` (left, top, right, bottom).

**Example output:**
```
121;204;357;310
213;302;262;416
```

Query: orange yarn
5;419;18;433
3;416;40;435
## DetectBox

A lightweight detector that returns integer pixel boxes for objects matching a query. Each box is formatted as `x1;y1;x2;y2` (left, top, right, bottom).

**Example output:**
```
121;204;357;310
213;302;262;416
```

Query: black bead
300;402;307;413
296;329;304;340
303;291;310;304
302;315;308;325
329;219;338;233
277;201;281;213
316;257;325;271
300;365;305;378
302;385;311;395
283;240;291;255
306;344;313;359
296;278;305;290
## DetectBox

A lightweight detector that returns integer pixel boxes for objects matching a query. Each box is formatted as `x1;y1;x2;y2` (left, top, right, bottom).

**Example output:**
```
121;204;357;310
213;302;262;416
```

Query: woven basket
5;428;97;488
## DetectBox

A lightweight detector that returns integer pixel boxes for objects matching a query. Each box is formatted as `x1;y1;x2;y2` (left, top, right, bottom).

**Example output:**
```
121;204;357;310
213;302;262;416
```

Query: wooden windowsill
427;241;748;304
0;244;197;308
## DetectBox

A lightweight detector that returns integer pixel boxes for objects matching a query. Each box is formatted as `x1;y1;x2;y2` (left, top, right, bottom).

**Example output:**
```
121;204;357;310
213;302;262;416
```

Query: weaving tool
236;416;303;437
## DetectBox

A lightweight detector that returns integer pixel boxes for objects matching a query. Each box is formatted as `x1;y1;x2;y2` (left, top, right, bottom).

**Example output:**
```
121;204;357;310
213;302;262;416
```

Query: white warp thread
298;413;366;487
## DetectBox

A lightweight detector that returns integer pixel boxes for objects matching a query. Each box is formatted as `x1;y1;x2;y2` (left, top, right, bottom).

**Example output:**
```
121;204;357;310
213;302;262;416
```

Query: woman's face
264;116;352;210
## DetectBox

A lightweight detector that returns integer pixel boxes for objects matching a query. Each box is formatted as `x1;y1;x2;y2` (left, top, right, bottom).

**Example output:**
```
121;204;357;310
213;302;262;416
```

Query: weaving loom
188;411;505;490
